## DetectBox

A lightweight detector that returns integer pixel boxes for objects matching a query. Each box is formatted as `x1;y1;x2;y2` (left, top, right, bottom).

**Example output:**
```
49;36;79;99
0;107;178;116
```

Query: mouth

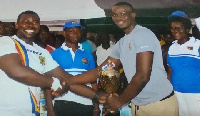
116;20;124;25
25;29;35;34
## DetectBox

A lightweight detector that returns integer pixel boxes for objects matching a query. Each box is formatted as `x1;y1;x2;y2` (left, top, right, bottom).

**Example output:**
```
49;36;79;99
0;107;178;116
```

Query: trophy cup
99;60;121;113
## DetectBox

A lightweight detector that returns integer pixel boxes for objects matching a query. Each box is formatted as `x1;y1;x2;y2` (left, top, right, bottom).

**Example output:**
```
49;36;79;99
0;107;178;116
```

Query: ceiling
0;0;199;32
94;0;200;18
0;0;199;22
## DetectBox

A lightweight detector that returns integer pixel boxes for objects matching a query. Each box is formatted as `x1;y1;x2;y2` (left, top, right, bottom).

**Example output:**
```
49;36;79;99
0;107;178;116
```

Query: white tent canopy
1;0;199;22
0;0;199;31
0;0;105;22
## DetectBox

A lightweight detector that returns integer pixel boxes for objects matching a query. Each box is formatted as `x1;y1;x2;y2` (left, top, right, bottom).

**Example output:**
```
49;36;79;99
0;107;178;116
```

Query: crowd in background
0;2;200;116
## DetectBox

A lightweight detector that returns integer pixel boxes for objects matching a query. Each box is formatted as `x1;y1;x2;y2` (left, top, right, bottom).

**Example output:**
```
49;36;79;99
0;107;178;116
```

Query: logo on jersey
82;58;88;64
39;56;45;65
187;46;193;50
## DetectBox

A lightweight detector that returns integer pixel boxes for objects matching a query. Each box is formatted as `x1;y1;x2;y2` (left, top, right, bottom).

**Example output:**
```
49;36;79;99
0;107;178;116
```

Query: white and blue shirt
0;35;59;116
167;37;200;93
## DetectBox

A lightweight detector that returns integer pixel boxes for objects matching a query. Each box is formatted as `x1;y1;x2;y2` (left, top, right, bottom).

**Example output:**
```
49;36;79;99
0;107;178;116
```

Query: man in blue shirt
51;21;99;116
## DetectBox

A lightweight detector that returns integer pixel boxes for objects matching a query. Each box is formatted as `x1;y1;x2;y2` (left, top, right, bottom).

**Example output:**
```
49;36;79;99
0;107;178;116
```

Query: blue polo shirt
51;43;95;105
51;43;95;75
167;37;200;93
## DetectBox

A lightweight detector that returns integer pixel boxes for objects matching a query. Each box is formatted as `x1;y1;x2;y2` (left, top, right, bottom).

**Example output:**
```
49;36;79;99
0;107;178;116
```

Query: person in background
161;29;175;72
192;25;200;39
0;10;105;116
34;25;55;53
51;21;100;116
81;29;97;65
48;32;57;48
167;11;200;116
3;22;16;36
0;21;4;37
96;32;114;66
66;2;178;116
54;34;65;49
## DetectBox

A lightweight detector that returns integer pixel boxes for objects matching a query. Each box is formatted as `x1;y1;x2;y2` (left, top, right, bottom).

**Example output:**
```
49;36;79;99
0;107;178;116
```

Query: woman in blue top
167;11;200;116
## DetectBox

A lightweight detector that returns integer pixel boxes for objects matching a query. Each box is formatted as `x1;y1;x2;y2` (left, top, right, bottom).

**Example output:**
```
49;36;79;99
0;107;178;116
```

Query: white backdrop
0;0;105;22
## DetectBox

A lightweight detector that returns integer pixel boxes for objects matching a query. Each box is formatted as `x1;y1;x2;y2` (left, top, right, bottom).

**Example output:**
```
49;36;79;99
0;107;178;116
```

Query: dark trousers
54;100;94;116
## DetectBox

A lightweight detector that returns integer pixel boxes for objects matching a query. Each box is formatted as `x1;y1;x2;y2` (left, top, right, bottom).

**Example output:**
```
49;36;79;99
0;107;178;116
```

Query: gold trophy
99;60;120;113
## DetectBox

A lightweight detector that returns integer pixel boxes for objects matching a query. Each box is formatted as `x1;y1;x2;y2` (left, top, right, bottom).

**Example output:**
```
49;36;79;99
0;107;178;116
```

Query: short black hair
168;17;192;30
17;10;40;22
113;2;135;12
40;25;49;32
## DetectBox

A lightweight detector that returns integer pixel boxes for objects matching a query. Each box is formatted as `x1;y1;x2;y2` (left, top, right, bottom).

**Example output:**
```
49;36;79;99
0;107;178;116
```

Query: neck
178;37;190;45
65;42;79;52
124;24;136;35
17;34;34;45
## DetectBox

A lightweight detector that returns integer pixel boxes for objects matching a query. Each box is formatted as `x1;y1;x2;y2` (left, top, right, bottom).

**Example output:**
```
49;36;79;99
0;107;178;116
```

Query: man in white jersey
0;10;103;116
66;2;179;116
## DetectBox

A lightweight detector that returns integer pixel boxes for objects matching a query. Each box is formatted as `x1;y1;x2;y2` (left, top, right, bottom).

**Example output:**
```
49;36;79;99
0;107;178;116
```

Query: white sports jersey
0;35;59;116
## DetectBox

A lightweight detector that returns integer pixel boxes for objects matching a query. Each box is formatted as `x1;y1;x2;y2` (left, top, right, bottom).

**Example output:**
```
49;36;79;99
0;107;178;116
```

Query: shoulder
0;36;15;45
134;25;154;35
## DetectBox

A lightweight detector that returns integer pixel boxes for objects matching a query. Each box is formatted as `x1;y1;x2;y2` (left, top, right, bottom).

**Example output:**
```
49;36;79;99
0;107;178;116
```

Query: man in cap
167;10;200;116
51;21;100;116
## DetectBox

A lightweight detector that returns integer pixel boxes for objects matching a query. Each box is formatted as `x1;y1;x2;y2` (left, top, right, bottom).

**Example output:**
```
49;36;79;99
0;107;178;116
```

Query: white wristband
51;77;62;91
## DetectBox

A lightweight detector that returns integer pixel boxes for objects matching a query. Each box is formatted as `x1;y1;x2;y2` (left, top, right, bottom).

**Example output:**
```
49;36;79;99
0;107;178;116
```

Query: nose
24;22;35;29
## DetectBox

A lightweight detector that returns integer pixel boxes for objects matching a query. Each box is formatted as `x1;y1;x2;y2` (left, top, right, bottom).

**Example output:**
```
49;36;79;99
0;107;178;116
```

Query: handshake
50;76;122;115
50;76;69;97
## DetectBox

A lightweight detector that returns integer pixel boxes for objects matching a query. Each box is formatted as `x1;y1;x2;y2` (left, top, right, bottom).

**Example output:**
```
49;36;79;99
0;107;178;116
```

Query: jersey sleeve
0;36;18;57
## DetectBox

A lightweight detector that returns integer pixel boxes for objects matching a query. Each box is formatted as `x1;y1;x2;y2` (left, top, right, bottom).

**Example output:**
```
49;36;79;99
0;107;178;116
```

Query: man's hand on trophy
103;93;121;113
92;90;109;104
51;77;70;97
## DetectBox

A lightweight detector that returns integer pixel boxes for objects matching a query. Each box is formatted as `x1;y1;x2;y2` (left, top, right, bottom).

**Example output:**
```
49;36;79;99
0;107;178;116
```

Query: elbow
135;73;150;88
141;76;150;88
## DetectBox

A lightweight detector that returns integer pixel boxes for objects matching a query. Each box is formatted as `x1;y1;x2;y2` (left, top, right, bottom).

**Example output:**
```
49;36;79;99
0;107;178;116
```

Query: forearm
70;84;96;98
67;57;121;85
67;68;99;85
44;88;55;114
9;66;53;88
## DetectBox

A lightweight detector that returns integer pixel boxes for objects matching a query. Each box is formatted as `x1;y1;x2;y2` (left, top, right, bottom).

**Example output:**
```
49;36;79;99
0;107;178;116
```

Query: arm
167;66;172;81
105;51;153;110
67;56;121;85
44;89;55;116
0;53;53;88
91;81;101;116
45;66;98;99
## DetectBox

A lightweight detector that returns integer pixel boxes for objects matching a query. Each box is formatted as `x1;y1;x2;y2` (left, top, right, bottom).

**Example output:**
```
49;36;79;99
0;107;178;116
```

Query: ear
131;12;136;19
61;31;65;37
186;28;190;33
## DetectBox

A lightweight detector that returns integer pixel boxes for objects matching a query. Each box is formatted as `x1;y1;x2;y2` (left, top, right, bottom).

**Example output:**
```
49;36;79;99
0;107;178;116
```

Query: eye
33;20;40;25
121;13;125;16
112;14;117;17
69;30;73;33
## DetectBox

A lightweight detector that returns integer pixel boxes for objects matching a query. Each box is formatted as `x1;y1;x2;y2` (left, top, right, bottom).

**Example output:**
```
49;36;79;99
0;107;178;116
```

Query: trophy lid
100;60;120;78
